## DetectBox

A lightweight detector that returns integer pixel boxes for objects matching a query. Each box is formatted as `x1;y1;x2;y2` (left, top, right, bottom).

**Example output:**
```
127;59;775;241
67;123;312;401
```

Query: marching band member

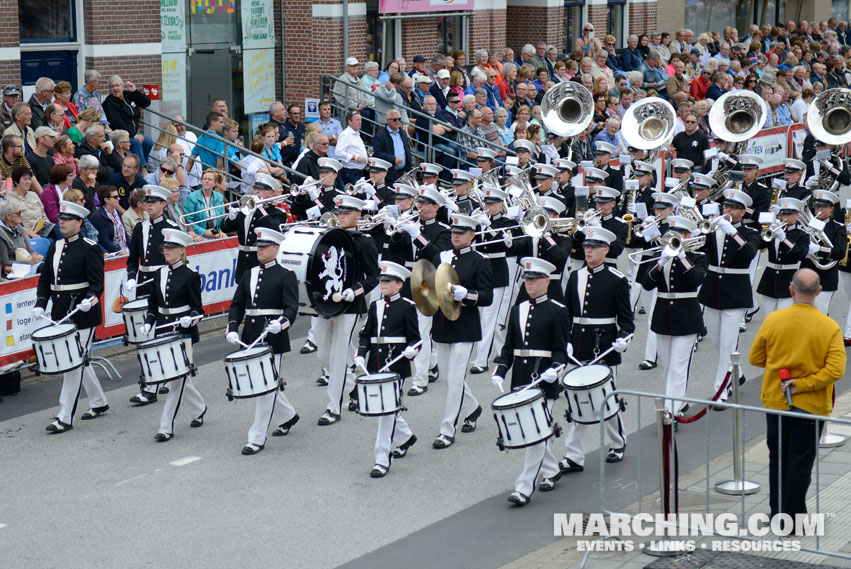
669;158;694;196
622;161;658;308
470;185;516;374
698;189;759;401
514;196;571;303
420;162;444;187
315;195;379;425
568;186;627;272
431;214;494;449
532;163;560;201
491;257;569;506
739;155;771;228
367;157;394;207
226;227;300;455
805;139;851;190
594;141;623;195
449;169;477;215
142;228;206;442
399;186;452;395
35;200;108;433
354;261;420;478
476;147;499;176
780;159;809;201
755;197;809;314
513;139;536;170
290;157;344;220
126;184;181;405
583;166;609;197
800;189;846;314
640;215;707;417
554;159;577;216
562;226;634;470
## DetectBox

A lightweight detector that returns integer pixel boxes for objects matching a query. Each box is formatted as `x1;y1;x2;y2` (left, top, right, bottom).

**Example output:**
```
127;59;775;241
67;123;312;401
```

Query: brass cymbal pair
411;259;461;321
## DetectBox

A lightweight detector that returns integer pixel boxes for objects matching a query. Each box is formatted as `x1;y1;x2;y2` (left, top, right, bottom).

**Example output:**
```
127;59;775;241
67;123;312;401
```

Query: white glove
566;342;574;358
401;221;421;240
540;367;559;383
78;298;93;312
402;345;418;359
142;323;153;335
627;202;636;213
307;186;320;201
717;218;737;236
503;231;513;248
125;278;137;292
490;375;505;390
587;216;602;228
444;200;459;213
340;288;356;302
362;199;377;212
32;307;45;320
473;212;490;227
658;247;676;265
452;285;468;301
353;356;366;370
267;319;282;334
226;331;240;344
822;160;838;176
362;183;376;198
227;205;239;220
179;315;193;328
769;204;780;214
717;151;730;162
808;242;821;255
613;337;629;353
773;227;786;241
805;176;820;189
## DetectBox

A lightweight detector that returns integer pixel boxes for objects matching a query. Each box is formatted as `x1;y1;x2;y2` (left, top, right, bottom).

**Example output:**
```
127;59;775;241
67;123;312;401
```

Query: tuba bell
621;97;676;163
541;82;594;138
807;88;851;145
709;90;767;143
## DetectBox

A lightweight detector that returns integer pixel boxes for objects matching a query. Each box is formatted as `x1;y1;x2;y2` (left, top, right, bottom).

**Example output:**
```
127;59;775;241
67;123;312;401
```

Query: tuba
708;91;768;191
621;96;676;163
541;82;594;161
504;170;549;236
807;88;851;145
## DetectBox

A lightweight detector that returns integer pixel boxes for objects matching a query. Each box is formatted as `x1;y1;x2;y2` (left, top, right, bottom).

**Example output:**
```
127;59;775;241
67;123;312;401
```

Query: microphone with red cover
779;368;793;408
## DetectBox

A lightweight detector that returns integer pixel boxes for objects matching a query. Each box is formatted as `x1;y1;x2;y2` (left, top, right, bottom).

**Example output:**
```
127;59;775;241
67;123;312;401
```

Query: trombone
178;193;288;225
627;231;706;264
278;212;339;231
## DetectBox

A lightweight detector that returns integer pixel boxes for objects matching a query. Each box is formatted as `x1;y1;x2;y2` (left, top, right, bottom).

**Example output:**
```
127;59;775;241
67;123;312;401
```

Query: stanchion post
715;351;760;495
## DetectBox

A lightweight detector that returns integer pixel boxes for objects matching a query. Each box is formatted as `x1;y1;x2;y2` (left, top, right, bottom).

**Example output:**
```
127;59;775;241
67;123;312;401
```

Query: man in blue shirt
484;69;503;111
105;154;147;211
187;111;224;172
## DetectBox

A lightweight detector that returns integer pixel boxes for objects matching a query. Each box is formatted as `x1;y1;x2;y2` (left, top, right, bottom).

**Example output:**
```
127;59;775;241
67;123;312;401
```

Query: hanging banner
379;0;473;13
161;52;187;117
241;0;275;49
243;48;276;114
161;0;187;53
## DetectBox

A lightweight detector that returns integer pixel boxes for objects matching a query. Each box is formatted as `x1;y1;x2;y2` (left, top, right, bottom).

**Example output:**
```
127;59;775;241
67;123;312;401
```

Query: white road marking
0;523;7;529
116;473;149;486
170;456;201;467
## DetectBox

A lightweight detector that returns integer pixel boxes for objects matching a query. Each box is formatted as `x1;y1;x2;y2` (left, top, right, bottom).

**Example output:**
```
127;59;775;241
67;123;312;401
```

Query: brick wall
588;5;608;40
469;9;508;54
84;55;162;87
505;6;564;54
628;3;658;38
83;0;160;44
401;17;441;62
0;0;20;86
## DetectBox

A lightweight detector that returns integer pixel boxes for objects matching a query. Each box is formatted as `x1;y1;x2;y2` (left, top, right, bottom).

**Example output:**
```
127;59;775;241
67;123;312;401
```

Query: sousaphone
621;96;676;162
541;81;594;138
708;90;767;143
807;88;851;145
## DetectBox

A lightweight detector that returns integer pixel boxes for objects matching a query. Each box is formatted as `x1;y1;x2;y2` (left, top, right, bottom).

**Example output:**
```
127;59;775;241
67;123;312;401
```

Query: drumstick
588;333;635;366
567;354;583;367
43;306;83;327
246;317;289;351
518;377;545;393
378;340;424;373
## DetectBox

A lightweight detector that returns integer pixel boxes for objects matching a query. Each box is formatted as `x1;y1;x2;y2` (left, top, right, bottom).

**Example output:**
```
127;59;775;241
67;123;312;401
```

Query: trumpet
574;209;602;233
627;231;705;264
357;209;392;231
678;205;713;234
632;216;659;239
760;221;787;242
288;178;324;197
344;178;374;196
799;203;838;269
278;211;339;231
179;193;288;224
384;209;420;237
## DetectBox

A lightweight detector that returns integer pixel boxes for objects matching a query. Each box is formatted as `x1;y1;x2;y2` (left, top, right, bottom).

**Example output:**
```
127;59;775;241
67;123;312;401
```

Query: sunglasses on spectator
160;167;175;174
109;194;119;200
388;117;401;122
685;120;697;124
448;99;460;104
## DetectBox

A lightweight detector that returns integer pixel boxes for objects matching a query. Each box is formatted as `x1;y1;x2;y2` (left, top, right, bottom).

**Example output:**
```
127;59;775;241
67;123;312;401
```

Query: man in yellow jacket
750;268;846;519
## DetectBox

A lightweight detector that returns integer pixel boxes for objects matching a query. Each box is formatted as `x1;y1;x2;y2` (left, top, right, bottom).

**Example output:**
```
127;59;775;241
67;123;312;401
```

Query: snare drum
224;345;280;399
562;364;619;425
277;227;356;317
122;298;154;344
491;388;554;449
136;333;190;384
355;372;402;416
32;323;84;374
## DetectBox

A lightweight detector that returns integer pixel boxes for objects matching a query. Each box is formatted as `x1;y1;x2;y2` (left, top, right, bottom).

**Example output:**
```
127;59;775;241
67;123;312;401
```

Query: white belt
51;282;89;292
486;252;506;259
404;261;416;269
708;265;750;275
245;309;283;316
160;305;191;315
370;336;407;344
239;245;258;252
573;317;617;325
513;349;552;358
139;265;165;273
765;262;799;271
657;291;699;300
551;273;563;280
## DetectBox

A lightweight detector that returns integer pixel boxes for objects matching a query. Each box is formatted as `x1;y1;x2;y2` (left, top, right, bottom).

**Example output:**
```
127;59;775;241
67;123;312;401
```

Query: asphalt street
2;267;850;569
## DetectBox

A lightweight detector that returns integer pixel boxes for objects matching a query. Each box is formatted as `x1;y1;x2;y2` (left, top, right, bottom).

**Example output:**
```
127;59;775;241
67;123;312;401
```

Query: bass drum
277;226;357;317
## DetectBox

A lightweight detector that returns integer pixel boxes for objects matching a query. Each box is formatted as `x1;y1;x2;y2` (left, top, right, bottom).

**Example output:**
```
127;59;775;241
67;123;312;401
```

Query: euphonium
841;209;851;267
799;204;838;270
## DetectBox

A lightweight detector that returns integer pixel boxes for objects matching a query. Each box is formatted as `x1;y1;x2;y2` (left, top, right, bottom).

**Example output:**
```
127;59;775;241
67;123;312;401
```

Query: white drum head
228;346;269;360
493;388;542;409
32;322;76;339
122;299;148;311
563;364;611;388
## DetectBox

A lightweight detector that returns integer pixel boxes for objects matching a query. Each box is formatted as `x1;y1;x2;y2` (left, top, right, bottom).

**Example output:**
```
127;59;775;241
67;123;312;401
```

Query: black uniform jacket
640;251;707;336
144;261;203;343
565;263;634;366
494;294;569;399
697;222;759;310
357;293;421;378
514;232;571;303
800;217;846;291
289;186;343;220
431;247;494;343
220;205;280;282
36;233;104;330
782;182;810;202
475;213;518;288
742;179;771;230
227;260;299;354
344;230;380;316
570;213;628;263
126;215;180;294
756;225;809;299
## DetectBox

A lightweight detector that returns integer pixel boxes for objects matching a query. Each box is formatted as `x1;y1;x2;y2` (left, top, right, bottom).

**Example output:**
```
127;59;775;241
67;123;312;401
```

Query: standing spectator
3;103;36;154
74;125;122;182
72;69;108;125
5;165;49;237
187;111;225;172
105;154;146;212
0;84;20;131
336;110;369;184
52;135;78;175
41;163;75;224
670;113;710;168
333;57;372;113
122;188;148;236
53;81;78;130
26;126;59;186
371;109;411;186
72;154;100;212
103;75;153;168
27;77;55;129
750;269;845;519
91;185;129;254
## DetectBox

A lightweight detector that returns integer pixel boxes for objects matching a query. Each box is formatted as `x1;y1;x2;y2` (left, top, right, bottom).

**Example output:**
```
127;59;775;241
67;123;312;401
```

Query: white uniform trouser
656;334;697;415
841;272;851;336
745;250;761;316
702;307;745;394
375;384;414;468
563;365;626;466
815;290;834;315
515;399;559;496
412;312;436;388
57;328;107;425
436;341;478;437
625;247;642;308
306;315;317;345
758;294;794;315
248;353;297;446
640;288;658;363
472;285;507;368
315;313;359;415
159;339;205;434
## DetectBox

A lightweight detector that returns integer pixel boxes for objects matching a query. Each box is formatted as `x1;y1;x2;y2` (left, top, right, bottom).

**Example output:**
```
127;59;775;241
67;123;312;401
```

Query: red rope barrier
674;370;733;424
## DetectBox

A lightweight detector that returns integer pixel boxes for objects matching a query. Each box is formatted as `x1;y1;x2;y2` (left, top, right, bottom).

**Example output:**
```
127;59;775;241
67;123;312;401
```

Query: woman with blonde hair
148;121;178;172
448;70;465;99
63;188;99;242
183;169;226;239
53;135;79;175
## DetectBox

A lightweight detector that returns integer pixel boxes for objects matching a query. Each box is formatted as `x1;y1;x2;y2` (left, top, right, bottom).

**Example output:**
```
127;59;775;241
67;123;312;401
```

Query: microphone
779;368;793;408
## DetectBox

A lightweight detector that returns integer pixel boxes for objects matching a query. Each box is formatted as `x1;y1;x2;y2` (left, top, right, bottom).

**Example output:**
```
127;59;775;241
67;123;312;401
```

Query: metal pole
715;352;760;495
642;398;683;557
343;0;349;64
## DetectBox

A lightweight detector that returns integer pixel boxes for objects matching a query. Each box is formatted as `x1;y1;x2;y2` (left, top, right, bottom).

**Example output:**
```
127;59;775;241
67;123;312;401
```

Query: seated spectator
42;163;76;224
53;134;78;175
494;107;514;147
183;169;225;238
43;103;66;135
75;124;122;182
105;153;146;212
110;129;132;163
790;88;814;123
159;177;198;238
4;165;50;237
622;35;646;72
53;81;78;130
0;200;41;276
26;126;59;186
90;185;128;254
67;108;100;146
144;156;181;189
72;154;99;212
223;118;242;172
148;121;178;172
238;138;271;194
378;60;399;85
122;188;148;237
510;105;532;134
188;111;225;172
690;68;713;99
172;114;197;156
448;70;465;99
102;75;153;168
3;102;36;154
257;122;288;182
63;188;99;243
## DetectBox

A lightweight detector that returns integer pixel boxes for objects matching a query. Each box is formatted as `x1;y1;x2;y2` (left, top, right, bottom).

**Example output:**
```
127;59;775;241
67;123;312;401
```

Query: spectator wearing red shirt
690;68;713;100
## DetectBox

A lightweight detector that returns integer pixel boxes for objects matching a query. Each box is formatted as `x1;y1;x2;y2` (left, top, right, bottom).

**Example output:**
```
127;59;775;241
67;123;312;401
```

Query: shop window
438;15;464;55
607;1;625;47
565;1;584;54
685;0;737;34
19;0;75;42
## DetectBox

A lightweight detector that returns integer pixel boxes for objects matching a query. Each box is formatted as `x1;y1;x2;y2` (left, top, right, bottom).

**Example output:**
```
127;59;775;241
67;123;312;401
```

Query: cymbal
411;259;439;316
435;262;462;321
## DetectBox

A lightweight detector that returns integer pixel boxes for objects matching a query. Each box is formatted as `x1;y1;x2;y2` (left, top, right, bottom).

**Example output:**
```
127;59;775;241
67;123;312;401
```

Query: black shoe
461;405;482;433
80;405;109;420
432;434;455;449
46;419;72;433
154;432;173;442
272;414;299;436
392;434;417;458
407;385;427;396
739;374;747;386
606;446;626;463
190;407;207;428
745;307;759;323
638;360;657;370
428;366;439;383
300;340;317;354
638;307;646;315
539;472;562;491
317;410;341;425
507;491;530;506
129;392;157;405
348;398;358;412
370;464;389;478
315;375;328;386
242;443;264;455
559;457;584;473
158;384;170;395
469;365;488;374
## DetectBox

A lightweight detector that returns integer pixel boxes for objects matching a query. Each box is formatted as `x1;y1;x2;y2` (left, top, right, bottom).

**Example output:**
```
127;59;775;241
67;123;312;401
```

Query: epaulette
83;237;97;247
607;266;626;279
551;299;566;308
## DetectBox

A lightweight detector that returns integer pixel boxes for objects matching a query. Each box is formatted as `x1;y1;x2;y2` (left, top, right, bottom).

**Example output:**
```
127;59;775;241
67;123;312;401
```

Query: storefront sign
161;53;187;117
243;48;276;114
242;0;275;49
161;0;186;52
191;0;237;14
379;0;473;13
